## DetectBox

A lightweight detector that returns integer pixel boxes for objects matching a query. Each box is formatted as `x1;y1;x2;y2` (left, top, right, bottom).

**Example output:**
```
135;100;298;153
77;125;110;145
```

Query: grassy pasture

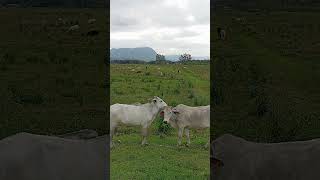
212;10;320;142
110;64;210;179
0;8;108;138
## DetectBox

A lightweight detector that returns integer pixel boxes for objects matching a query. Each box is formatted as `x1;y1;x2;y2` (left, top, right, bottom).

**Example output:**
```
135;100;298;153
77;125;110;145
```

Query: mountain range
110;47;157;62
110;47;209;61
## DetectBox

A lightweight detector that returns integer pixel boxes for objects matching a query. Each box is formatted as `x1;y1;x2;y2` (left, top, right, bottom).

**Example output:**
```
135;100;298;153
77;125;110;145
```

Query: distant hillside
110;47;157;62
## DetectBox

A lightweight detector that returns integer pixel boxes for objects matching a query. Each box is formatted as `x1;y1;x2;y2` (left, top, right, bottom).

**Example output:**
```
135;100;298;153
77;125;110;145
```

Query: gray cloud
111;0;210;56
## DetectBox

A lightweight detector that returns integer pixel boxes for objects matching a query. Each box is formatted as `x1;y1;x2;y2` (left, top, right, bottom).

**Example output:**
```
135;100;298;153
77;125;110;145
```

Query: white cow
211;134;320;180
0;132;107;180
162;104;210;147
110;96;167;147
221;29;226;40
67;25;79;32
88;18;96;24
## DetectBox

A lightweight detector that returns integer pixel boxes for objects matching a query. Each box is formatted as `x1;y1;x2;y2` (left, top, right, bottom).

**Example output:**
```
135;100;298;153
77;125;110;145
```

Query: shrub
173;88;180;94
154;117;172;137
188;90;195;99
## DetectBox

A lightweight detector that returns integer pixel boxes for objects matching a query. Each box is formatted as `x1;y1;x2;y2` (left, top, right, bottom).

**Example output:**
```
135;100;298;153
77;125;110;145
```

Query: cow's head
162;106;179;124
211;157;224;169
151;96;167;110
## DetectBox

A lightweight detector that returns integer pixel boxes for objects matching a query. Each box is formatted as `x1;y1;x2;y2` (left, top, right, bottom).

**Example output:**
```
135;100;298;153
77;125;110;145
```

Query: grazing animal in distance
88;18;96;24
67;25;80;32
217;27;226;40
220;29;226;40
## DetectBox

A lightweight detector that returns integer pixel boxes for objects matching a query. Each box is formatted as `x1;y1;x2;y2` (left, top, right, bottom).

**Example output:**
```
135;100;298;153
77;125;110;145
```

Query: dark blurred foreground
0;130;109;180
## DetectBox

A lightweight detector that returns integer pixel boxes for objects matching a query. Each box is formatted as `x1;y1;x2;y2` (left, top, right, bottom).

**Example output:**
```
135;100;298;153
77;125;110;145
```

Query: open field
212;9;320;142
0;8;108;138
110;64;210;179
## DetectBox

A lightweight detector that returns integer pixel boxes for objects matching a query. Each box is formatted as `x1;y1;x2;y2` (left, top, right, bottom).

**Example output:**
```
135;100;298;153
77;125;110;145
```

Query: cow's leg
204;139;209;149
110;121;117;148
185;128;190;146
177;127;184;146
141;125;149;146
110;128;114;148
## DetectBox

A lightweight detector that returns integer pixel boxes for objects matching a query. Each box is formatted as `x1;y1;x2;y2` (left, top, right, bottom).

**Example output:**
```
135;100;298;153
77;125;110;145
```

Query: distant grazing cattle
211;134;320;180
162;104;210;147
86;30;99;36
0;132;107;180
88;18;96;24
110;96;167;147
67;25;79;32
217;27;226;40
220;29;226;40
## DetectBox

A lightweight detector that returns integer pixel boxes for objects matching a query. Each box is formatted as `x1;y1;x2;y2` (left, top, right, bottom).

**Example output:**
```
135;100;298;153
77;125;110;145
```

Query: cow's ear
172;108;179;114
211;157;224;168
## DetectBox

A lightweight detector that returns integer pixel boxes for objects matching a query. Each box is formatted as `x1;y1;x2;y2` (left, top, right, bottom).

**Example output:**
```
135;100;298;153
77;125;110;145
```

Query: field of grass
110;64;210;179
0;8;108;138
212;9;320;142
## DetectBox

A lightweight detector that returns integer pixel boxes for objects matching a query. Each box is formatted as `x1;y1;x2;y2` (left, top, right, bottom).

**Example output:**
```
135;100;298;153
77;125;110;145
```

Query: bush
154;117;172;137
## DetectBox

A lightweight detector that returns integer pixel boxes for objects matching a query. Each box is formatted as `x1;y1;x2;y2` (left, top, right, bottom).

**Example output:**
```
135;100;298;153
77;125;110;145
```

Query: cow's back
176;104;210;128
0;133;106;180
212;134;320;180
110;103;152;125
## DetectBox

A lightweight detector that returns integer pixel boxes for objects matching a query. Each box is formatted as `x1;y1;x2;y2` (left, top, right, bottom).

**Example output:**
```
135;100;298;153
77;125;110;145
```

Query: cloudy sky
111;0;210;57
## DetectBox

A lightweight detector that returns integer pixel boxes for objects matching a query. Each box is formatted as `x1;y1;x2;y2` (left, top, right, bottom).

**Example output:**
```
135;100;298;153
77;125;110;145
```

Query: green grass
111;134;209;180
0;8;107;138
212;10;320;142
110;64;210;179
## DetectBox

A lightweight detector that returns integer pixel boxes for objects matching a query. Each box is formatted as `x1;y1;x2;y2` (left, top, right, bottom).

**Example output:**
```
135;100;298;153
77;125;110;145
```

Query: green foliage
154;117;172;137
0;8;108;137
110;63;210;178
212;10;320;143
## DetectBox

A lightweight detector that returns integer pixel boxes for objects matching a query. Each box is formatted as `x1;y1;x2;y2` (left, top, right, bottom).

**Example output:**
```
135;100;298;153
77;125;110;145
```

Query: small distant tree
156;53;166;62
179;53;192;62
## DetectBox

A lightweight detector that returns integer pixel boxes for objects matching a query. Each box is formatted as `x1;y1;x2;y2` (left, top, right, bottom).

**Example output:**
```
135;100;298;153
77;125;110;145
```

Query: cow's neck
143;103;160;117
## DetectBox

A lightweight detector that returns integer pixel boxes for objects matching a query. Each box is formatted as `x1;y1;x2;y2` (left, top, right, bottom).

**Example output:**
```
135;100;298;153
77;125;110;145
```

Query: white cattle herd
110;96;210;148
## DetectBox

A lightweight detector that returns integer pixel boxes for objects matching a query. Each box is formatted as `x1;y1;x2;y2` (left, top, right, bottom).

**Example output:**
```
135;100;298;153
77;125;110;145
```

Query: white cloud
111;0;210;56
186;15;195;22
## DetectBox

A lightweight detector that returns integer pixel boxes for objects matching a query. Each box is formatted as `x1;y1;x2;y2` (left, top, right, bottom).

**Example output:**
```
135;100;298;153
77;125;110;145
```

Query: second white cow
110;96;167;147
162;104;210;147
